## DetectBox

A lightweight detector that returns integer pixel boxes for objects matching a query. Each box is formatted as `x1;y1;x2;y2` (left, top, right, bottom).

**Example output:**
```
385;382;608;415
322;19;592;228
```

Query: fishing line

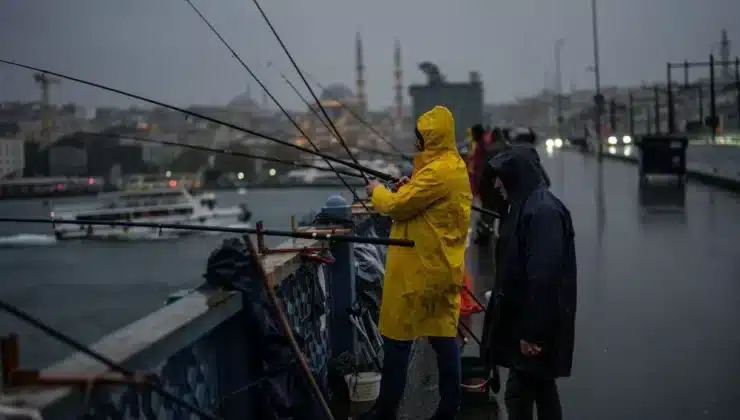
270;68;415;170
181;0;371;212
250;0;370;185
302;72;411;159
0;60;498;218
353;145;413;161
0;218;415;247
280;63;492;351
79;131;364;178
0;59;387;181
0;299;221;420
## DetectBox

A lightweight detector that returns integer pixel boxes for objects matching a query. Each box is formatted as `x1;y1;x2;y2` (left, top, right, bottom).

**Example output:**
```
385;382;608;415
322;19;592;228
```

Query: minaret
393;39;404;135
720;29;731;82
355;32;367;114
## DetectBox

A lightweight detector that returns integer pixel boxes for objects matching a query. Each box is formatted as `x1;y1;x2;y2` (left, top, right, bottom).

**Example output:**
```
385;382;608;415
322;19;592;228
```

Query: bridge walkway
400;150;740;419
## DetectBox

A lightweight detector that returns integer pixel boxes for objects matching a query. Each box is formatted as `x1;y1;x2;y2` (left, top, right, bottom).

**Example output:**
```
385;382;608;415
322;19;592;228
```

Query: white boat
50;187;251;240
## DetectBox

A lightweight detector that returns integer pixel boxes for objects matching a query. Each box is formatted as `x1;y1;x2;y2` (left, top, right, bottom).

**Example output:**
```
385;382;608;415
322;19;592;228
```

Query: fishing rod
269;67;413;165
250;0;370;185
0;59;389;181
291;74;499;220
273;70;415;184
271;69;339;142
0;60;499;218
80;131;364;178
353;145;413;161
0;218;415;247
241;232;335;420
181;0;370;213
0;300;221;420
272;76;499;220
302;72;410;159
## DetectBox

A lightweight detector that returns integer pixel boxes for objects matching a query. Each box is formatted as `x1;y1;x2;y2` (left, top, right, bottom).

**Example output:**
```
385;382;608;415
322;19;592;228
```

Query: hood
487;147;546;202
413;105;459;170
512;144;551;188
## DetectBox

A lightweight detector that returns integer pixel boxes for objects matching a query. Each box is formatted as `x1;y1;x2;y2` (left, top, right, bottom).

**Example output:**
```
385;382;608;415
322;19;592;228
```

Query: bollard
319;195;357;357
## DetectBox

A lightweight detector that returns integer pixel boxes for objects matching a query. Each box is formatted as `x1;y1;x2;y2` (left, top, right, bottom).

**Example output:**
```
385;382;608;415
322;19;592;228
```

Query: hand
391;176;410;192
365;180;381;196
520;340;542;357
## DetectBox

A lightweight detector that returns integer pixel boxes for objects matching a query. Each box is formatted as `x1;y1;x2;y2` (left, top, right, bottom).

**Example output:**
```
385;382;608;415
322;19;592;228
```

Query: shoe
356;406;396;420
426;409;457;420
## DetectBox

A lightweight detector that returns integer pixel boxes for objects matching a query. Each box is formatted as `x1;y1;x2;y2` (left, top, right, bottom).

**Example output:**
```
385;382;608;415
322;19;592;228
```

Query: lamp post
591;0;603;161
555;38;565;139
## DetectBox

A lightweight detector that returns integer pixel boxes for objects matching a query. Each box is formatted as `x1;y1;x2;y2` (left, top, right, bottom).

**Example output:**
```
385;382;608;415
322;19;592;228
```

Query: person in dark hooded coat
475;131;552;243
480;148;577;420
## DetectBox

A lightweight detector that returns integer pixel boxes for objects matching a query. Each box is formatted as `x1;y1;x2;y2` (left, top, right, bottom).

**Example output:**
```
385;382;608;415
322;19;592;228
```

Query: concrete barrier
598;145;740;192
3;196;387;419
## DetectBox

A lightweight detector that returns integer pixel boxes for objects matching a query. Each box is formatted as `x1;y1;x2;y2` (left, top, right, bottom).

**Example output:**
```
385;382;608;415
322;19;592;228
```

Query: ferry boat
49;186;251;240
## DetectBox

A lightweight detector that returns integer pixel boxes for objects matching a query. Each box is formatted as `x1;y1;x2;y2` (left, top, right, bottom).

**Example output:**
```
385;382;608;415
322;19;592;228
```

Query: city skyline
1;0;738;110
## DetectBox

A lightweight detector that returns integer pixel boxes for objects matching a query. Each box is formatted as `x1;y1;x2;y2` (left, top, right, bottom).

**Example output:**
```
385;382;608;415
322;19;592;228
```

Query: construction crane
33;72;60;145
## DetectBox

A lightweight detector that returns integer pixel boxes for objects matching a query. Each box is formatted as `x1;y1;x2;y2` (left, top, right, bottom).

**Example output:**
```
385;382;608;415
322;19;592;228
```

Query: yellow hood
413;106;459;172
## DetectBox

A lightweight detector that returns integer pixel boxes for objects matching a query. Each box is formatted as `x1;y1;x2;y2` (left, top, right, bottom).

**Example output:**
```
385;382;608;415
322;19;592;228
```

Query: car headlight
545;139;554;147
554;138;563;148
622;135;632;144
607;136;618;145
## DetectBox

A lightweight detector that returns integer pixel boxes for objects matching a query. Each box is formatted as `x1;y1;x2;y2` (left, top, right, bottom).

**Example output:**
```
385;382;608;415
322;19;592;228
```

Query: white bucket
344;372;382;402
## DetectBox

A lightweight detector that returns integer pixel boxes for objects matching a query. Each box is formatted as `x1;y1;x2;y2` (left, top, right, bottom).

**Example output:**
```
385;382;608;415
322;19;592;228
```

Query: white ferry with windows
50;186;251;240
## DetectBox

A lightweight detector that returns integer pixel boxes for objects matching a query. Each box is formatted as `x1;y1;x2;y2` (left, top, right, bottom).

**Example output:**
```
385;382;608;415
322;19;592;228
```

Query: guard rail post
319;195;357;357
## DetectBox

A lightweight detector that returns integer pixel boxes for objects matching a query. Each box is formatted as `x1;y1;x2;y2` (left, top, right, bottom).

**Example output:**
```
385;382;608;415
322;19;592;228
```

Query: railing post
320;195;357;357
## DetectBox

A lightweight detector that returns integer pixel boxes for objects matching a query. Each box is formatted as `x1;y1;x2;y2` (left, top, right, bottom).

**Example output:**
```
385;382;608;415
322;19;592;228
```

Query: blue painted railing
7;195;389;419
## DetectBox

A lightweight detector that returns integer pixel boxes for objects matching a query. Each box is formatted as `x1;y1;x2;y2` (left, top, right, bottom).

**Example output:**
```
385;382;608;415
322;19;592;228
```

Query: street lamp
555;38;565;140
591;0;603;161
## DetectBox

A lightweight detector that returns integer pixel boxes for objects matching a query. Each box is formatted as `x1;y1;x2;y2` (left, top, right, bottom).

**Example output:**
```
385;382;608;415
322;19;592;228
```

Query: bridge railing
4;195;390;420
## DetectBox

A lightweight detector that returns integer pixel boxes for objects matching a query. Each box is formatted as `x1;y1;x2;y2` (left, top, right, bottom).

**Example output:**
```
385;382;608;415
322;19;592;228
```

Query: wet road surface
460;149;740;420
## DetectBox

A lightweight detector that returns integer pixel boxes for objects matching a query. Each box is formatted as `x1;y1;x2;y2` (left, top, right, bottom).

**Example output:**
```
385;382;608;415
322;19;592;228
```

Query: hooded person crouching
364;105;472;420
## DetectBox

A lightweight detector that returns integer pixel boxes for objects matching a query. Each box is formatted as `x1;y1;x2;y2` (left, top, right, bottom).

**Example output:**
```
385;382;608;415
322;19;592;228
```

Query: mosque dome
320;84;354;102
228;91;260;109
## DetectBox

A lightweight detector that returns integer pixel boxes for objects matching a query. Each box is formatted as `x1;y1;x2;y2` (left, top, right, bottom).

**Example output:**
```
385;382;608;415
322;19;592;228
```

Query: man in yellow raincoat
364;105;472;420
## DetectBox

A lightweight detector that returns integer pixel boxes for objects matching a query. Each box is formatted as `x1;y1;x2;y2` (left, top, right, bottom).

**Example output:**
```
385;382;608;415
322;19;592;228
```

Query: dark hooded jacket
480;148;577;378
477;141;551;218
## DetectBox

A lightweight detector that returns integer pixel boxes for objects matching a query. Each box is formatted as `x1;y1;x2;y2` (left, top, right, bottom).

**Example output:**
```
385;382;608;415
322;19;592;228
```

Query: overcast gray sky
1;0;738;110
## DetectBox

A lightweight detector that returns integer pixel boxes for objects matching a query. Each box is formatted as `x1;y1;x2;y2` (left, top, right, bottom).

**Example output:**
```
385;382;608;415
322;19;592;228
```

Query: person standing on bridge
364;105;472;420
480;148;577;420
473;126;510;245
466;124;485;197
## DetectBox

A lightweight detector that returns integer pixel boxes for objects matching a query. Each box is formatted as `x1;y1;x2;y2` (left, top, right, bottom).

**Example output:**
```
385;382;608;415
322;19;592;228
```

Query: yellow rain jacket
371;106;472;340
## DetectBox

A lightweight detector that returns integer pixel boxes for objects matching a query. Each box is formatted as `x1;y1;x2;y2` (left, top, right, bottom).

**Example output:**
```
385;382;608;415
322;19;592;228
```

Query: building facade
0;122;25;179
409;65;483;144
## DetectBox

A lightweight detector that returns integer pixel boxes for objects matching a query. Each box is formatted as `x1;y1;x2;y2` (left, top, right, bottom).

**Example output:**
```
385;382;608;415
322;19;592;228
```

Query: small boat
50;186;251;240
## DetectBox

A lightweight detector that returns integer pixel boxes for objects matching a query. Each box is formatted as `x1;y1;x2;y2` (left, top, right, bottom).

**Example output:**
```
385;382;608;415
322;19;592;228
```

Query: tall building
393;40;404;134
409;64;483;144
0;122;25;179
355;32;367;114
719;29;732;83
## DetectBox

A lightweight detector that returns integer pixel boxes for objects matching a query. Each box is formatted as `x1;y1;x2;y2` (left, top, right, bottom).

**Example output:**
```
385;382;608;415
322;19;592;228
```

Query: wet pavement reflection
468;149;740;420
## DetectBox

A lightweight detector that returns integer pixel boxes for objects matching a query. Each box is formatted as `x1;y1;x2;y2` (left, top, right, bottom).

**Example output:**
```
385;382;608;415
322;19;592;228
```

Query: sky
1;0;738;110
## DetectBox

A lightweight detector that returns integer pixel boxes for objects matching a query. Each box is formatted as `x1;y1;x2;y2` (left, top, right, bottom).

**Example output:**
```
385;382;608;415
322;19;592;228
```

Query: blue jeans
375;336;461;417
